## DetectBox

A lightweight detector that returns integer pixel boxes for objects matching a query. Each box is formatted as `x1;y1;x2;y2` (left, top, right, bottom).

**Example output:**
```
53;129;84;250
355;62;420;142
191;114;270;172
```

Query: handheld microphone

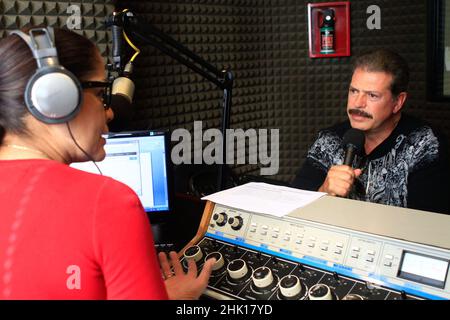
342;128;365;167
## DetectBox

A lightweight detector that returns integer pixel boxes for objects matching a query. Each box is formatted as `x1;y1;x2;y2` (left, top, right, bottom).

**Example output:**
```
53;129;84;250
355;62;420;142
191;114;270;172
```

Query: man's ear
393;92;407;114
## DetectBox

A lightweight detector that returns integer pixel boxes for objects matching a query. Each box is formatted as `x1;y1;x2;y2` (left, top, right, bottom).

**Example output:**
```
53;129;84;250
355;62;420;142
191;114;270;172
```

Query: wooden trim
178;201;215;257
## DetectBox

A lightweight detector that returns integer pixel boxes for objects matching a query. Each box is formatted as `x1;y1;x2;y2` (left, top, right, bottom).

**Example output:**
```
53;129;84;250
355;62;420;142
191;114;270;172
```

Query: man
292;49;450;214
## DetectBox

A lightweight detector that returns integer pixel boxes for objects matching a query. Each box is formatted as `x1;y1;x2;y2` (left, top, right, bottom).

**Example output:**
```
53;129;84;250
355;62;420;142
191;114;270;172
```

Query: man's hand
158;251;216;300
318;165;362;197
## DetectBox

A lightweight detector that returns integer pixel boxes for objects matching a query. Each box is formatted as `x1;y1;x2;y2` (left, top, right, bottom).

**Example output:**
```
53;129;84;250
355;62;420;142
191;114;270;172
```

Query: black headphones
11;27;82;123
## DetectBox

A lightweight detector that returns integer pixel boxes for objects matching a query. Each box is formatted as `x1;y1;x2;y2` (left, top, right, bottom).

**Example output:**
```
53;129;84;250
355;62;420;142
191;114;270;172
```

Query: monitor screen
70;131;171;214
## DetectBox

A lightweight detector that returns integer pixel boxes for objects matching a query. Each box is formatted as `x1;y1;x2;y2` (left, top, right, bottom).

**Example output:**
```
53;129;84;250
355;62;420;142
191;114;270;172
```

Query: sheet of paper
202;182;326;217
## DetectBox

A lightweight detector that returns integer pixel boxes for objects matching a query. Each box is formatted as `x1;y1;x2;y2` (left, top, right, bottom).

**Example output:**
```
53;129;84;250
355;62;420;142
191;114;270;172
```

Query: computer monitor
70;131;172;219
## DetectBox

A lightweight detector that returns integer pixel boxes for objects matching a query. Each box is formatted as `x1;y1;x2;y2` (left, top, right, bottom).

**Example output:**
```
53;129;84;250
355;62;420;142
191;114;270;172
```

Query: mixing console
180;197;450;300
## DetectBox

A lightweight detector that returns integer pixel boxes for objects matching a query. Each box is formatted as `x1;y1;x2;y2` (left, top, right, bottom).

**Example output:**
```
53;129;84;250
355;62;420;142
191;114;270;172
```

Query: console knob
365;281;376;291
183;245;203;263
332;272;340;282
308;283;333;300
214;212;227;226
227;259;249;280
342;294;365;300
228;216;244;230
279;275;302;298
400;291;408;300
252;266;274;289
205;252;225;271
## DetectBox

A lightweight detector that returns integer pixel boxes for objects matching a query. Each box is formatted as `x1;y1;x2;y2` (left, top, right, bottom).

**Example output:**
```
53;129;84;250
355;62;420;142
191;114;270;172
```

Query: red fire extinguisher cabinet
308;2;351;58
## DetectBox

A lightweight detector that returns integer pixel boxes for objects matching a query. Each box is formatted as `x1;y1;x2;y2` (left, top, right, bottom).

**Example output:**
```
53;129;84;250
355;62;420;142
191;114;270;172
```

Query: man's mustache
348;109;373;119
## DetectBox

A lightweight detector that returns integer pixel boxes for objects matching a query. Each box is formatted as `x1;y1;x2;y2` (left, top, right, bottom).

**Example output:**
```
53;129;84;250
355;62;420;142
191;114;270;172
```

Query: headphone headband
11;28;58;68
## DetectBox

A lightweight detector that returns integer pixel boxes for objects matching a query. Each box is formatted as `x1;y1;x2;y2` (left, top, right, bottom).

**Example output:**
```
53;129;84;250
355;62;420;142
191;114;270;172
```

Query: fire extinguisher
320;9;335;54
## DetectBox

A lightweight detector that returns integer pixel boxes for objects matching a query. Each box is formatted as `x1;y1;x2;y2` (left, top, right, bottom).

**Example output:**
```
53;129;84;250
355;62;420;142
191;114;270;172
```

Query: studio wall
118;0;450;183
2;0;449;183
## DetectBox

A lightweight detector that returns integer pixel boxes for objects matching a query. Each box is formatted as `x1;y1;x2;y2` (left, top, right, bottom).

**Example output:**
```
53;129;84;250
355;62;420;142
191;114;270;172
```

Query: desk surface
289;196;450;250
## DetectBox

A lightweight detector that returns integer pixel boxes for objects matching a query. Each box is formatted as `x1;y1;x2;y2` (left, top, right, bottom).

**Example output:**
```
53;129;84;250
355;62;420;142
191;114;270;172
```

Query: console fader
180;196;450;300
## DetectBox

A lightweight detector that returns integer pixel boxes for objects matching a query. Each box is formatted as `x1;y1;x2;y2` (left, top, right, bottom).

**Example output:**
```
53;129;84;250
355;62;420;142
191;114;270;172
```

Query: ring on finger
165;272;174;279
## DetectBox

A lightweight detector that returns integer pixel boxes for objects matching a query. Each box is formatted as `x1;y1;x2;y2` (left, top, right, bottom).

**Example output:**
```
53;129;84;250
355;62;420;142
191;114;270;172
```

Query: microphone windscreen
112;77;135;99
342;128;365;156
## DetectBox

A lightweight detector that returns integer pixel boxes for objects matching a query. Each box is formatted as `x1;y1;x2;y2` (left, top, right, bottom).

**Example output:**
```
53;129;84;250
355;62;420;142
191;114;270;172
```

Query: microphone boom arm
113;11;234;191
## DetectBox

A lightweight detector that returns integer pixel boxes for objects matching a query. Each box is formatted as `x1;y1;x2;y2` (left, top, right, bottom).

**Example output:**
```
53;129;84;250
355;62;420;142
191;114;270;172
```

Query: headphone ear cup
25;67;82;124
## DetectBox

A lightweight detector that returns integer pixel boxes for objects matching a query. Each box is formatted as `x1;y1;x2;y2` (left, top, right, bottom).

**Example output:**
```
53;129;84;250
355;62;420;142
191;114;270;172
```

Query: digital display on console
398;251;449;289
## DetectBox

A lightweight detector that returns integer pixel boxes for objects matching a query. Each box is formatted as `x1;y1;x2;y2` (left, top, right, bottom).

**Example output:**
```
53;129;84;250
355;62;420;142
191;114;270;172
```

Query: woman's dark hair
0;27;100;142
352;49;410;97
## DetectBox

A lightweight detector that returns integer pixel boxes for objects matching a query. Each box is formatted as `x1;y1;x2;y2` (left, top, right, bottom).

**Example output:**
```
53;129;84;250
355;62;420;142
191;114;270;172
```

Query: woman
0;27;214;299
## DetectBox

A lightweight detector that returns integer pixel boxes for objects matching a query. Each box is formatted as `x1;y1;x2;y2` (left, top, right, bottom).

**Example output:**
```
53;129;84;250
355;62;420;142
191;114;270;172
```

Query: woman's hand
158;251;216;300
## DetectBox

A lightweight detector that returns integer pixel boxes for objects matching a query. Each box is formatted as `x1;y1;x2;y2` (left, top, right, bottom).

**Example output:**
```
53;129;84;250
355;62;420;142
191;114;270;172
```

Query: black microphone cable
66;122;103;175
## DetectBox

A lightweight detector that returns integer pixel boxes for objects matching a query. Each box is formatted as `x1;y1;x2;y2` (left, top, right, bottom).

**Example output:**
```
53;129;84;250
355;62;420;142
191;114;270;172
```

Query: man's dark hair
352;49;410;97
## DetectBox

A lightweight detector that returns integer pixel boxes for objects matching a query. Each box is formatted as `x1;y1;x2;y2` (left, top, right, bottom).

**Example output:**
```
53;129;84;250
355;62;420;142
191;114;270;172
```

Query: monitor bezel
106;130;174;223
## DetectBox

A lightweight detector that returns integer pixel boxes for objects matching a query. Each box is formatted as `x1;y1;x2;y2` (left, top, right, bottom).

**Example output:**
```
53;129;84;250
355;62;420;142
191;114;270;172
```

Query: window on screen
71;133;169;212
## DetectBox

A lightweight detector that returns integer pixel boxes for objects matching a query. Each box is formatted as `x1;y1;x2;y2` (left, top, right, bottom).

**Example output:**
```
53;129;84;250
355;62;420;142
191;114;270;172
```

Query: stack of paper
202;182;326;217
